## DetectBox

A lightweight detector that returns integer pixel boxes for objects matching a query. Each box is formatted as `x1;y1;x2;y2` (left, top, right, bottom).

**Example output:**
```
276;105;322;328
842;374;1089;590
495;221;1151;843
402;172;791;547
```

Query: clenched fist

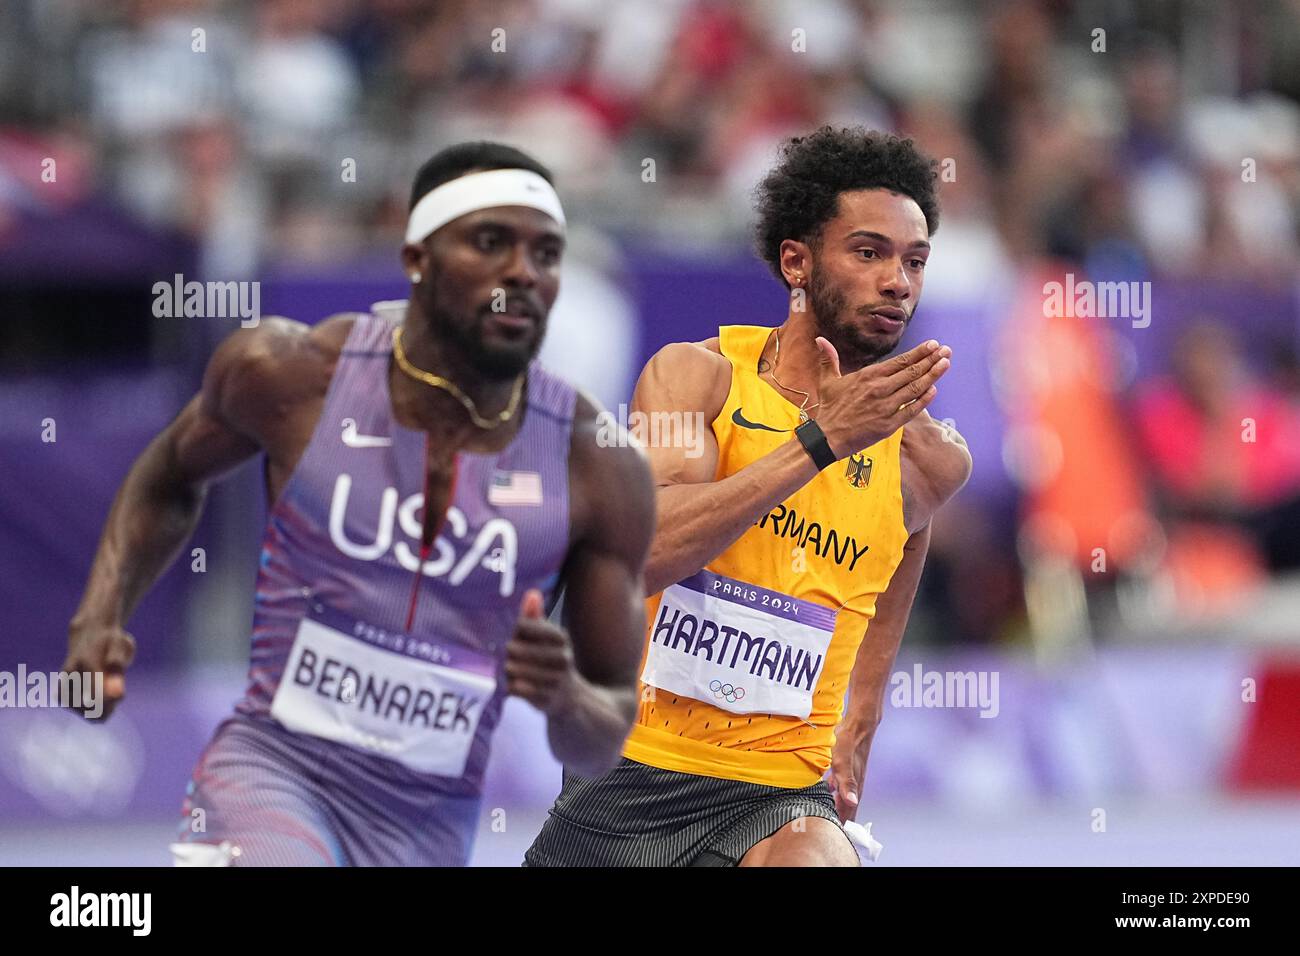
505;589;579;716
62;618;136;720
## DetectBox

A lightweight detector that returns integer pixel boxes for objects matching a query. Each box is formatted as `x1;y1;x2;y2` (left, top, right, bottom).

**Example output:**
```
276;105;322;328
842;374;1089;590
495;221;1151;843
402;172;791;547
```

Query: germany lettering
757;504;870;570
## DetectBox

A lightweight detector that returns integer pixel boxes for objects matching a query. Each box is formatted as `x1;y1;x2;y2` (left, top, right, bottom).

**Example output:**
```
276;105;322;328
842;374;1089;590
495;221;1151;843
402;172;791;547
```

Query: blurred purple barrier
0;644;1254;830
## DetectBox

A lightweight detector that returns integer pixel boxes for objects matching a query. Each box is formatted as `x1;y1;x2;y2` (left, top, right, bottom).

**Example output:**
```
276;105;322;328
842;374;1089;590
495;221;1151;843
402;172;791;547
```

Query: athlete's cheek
537;274;560;305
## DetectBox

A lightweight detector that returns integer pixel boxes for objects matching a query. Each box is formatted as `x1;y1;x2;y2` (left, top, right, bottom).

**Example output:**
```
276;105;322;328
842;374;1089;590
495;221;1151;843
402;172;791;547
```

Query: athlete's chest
722;422;905;562
258;368;514;510
294;442;562;601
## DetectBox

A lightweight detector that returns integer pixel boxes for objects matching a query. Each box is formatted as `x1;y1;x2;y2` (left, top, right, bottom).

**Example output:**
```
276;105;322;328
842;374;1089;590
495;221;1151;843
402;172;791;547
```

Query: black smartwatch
794;419;838;470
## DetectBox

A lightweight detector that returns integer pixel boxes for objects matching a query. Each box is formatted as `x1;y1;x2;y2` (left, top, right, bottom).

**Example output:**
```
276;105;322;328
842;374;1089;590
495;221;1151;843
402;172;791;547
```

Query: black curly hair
753;127;940;287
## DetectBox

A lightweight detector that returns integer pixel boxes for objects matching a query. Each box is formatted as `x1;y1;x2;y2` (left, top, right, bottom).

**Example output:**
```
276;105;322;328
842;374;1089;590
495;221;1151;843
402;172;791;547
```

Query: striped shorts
523;757;843;867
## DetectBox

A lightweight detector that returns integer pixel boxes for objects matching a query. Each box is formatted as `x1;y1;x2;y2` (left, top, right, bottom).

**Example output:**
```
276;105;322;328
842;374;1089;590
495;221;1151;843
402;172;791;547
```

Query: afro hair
753;127;940;287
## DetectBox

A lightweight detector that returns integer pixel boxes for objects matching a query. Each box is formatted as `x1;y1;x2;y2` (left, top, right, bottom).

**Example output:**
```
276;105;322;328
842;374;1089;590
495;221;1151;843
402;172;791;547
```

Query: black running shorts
524;757;845;867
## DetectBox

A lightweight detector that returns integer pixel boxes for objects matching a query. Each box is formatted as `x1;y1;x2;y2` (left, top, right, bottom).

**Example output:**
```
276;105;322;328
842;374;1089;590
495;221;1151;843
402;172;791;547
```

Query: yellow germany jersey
622;324;910;788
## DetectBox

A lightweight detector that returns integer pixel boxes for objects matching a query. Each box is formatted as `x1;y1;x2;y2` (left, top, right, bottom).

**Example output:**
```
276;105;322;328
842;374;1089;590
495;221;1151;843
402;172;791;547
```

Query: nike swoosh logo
340;418;393;448
732;408;785;432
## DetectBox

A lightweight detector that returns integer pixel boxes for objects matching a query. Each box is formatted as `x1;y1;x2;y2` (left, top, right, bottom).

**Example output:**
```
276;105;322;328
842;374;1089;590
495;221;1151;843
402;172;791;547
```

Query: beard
423;295;540;381
806;268;908;368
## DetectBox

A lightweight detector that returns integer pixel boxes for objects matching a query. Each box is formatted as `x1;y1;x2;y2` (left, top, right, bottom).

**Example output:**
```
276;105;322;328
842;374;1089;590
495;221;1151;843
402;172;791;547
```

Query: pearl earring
409;272;422;284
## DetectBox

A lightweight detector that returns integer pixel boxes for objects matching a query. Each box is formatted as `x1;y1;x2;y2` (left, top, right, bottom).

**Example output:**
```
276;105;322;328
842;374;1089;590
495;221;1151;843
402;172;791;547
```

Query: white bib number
270;604;497;777
640;570;837;720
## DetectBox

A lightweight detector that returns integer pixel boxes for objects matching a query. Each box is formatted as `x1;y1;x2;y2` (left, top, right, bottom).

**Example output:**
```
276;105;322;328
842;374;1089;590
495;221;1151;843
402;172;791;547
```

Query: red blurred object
0;129;94;209
1136;380;1300;509
1003;265;1154;569
1226;659;1300;791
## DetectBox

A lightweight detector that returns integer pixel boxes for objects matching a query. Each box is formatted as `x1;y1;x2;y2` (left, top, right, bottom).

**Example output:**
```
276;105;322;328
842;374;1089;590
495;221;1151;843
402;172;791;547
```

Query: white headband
404;168;566;244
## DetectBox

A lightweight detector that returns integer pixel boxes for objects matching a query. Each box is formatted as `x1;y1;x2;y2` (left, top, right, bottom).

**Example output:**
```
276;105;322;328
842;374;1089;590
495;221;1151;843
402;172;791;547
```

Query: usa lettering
328;474;517;595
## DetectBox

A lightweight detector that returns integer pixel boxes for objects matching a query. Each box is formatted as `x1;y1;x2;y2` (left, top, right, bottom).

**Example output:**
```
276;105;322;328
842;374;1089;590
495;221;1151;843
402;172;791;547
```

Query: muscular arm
636;342;819;594
65;318;333;714
71;359;258;632
833;524;931;806
522;397;656;776
830;414;973;818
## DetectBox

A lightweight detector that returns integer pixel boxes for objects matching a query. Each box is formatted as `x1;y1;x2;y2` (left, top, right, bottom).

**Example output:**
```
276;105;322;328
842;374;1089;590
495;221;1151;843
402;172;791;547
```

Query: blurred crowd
3;0;1300;277
3;0;1300;649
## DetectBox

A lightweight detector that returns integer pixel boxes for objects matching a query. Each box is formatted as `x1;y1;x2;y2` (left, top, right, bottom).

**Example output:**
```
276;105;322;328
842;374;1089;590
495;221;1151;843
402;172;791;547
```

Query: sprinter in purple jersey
63;142;655;866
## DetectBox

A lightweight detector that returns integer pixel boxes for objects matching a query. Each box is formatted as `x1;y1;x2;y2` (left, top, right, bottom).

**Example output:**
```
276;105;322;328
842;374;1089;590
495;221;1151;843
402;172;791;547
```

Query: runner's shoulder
569;389;643;463
637;338;731;416
568;389;655;521
204;314;361;422
658;336;725;361
901;409;973;505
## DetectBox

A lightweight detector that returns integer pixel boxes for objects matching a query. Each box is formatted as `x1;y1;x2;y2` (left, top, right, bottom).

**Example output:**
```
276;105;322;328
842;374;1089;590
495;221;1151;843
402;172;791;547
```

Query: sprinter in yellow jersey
526;127;971;867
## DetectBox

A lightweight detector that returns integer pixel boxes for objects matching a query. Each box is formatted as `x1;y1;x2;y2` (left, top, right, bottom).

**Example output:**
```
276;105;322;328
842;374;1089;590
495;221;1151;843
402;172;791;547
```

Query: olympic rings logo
709;679;746;704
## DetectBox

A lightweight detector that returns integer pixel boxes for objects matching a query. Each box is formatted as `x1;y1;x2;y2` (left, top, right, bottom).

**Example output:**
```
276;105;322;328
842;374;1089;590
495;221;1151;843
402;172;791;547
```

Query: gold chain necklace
767;326;821;425
391;326;524;430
